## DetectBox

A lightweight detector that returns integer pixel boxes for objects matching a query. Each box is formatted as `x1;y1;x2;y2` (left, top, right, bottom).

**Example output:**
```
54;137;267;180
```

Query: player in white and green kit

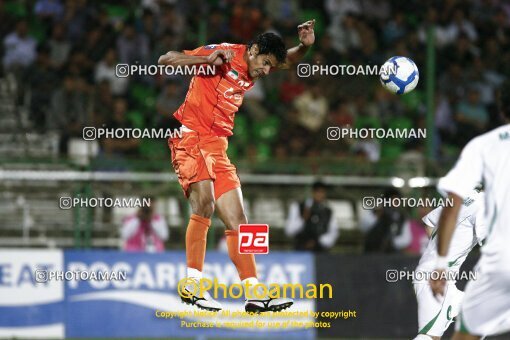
431;87;510;339
413;188;486;340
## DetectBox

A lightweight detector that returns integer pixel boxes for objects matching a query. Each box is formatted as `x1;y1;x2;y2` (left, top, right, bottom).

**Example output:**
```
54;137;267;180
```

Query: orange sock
225;229;257;280
185;214;211;271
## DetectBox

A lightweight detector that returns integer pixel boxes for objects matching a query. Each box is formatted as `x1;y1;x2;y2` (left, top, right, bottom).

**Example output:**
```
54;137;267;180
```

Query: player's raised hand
429;269;446;300
207;49;234;65
298;19;315;47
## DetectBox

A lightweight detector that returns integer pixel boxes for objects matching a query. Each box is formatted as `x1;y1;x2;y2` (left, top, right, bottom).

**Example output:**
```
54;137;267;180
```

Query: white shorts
457;271;510;336
414;282;463;337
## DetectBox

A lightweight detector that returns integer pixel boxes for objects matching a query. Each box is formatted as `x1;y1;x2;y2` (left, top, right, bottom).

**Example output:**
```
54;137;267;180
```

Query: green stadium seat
139;139;160;157
130;84;157;111
257;143;271;162
29;18;48;43
226;142;238;161
232;115;249;145
380;143;403;161
401;90;423;111
103;4;131;20
386;116;413;144
253;116;280;143
5;1;27;17
266;88;280;105
355;116;382;129
127;110;145;129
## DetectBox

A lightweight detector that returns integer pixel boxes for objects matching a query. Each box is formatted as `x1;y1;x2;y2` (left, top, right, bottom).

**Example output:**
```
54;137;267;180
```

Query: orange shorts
168;130;240;200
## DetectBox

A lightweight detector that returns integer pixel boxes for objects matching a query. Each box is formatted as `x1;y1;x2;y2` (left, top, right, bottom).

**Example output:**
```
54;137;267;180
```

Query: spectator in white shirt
95;48;129;95
3;20;37;71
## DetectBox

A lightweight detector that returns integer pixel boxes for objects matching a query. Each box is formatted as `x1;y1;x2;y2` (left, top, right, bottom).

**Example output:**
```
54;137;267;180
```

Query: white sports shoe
180;279;222;312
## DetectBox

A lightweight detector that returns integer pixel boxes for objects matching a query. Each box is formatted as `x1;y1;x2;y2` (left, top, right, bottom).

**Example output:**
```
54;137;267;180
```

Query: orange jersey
173;43;254;137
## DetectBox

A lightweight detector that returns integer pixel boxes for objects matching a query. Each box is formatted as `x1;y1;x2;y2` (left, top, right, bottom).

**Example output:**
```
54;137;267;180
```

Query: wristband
435;256;448;270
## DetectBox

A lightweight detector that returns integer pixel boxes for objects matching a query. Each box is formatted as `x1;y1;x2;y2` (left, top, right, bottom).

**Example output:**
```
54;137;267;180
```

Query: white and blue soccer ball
380;56;419;95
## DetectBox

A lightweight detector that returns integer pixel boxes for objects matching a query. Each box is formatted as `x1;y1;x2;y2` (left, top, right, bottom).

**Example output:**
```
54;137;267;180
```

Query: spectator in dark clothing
285;181;339;252
49;75;91;153
24;45;58;129
116;23;150;65
364;188;411;253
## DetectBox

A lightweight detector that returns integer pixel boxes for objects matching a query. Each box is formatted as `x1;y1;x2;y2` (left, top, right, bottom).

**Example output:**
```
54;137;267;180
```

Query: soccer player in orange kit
158;20;315;313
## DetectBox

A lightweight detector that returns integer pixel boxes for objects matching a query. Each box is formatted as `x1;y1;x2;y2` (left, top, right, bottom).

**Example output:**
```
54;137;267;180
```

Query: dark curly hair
248;32;287;64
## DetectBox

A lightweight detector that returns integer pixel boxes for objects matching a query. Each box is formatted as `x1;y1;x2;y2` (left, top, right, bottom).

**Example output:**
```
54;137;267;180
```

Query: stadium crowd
1;0;508;173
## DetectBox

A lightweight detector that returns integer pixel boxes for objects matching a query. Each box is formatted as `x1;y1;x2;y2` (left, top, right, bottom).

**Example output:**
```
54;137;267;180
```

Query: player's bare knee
225;212;247;230
237;212;248;225
190;194;215;218
194;200;215;218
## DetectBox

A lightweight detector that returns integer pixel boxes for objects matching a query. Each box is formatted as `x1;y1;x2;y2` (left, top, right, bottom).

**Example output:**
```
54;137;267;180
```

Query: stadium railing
0;169;442;252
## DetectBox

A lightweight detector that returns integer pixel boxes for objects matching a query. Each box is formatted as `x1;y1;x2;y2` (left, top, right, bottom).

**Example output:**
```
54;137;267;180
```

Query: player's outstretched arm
280;19;315;69
436;193;464;257
158;49;234;66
